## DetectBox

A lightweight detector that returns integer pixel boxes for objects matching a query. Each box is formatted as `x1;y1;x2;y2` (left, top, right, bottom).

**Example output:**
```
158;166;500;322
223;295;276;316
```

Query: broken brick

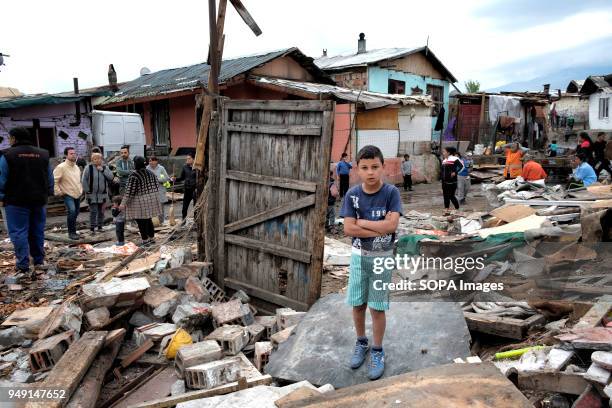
254;341;273;372
29;330;76;373
205;325;249;355
184;277;210;303
175;340;224;379
211;299;254;327
184;357;241;390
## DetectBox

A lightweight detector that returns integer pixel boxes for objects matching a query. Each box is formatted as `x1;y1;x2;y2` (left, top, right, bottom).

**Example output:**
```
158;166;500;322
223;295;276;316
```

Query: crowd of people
0;126;198;275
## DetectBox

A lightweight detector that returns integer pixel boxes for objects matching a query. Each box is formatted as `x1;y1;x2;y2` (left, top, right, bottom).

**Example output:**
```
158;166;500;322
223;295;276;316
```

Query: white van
92;110;145;158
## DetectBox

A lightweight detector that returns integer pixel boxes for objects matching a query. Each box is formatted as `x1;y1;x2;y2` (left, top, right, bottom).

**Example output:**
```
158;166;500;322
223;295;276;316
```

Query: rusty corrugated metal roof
97;48;330;106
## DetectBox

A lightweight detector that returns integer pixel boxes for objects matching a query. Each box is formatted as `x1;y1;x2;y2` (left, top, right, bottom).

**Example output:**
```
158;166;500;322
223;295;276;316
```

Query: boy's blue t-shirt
336;161;352;175
340;183;402;252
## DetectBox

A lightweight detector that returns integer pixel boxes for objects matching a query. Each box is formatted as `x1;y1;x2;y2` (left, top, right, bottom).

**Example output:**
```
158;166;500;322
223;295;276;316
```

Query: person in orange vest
502;142;529;179
521;154;547;181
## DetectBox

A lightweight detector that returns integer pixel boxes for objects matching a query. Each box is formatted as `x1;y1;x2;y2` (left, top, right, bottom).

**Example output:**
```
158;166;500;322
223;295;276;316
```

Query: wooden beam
226;170;317;192
308;106;334;306
229;0;262;36
65;330;125;408
226;122;322;136
518;371;590;395
225;99;334;111
26;331;107;408
224;278;308;311
224;194;315;234
127;374;273;408
224;233;311;264
121;339;154;368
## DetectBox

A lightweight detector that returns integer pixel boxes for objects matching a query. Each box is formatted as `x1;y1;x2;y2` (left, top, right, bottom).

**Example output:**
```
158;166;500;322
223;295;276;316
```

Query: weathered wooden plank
225;194;315;234
518;371;590;395
463;312;525;339
66;330;124;408
228;0;262;35
279;363;531;408
217;100;230;289
225;100;334;112
225;234;311;264
308;107;333;305
26;331;108;408
226;170;317;192
226;122;321;135
224;278;308;311
126;374;273;408
574;301;612;329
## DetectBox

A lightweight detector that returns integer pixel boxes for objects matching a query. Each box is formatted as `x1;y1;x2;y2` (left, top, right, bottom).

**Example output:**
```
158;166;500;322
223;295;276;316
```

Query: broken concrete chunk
11;369;34;383
592;351;612;370
277;310;306;330
271;325;296;346
584;362;611;384
168;246;192;268
159;264;204;289
211;299;254;327
201;277;226;303
254;341;273;372
171;380;186;396
85;307;110;329
134;323;177;352
545;348;574;371
81;277;150;311
206;325;249;356
172;303;211;328
254;316;278;339
1;306;54;337
0;327;27;348
465;356;482;363
231;289;250;304
129;311;157;327
184;277;210;303
247;323;266;345
175;341;224;379
184;357;241;390
29;330;76;373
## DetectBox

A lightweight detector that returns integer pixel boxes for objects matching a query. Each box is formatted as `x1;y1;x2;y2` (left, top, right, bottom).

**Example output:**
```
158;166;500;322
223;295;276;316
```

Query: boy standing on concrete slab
340;145;401;380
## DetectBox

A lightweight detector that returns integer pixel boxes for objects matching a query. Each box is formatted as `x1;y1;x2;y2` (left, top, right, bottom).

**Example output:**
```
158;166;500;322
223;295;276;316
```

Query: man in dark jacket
173;153;197;221
0;127;54;273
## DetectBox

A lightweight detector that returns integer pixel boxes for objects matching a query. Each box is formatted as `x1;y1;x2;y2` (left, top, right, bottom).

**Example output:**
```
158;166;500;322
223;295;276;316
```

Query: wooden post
478;93;485;142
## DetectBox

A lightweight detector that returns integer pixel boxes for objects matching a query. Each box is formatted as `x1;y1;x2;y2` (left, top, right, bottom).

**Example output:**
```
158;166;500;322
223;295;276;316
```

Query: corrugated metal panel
251;76;433;110
315;48;414;69
98;48;322;105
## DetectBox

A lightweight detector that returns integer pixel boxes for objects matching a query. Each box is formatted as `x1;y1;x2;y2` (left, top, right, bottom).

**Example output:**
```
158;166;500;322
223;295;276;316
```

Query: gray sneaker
368;349;385;380
350;340;369;369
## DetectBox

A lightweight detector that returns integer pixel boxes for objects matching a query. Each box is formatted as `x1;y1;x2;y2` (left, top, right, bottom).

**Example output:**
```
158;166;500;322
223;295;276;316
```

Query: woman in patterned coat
119;156;162;246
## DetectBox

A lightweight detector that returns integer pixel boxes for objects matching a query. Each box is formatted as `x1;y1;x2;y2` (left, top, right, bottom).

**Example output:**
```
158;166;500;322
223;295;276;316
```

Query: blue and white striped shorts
346;250;394;311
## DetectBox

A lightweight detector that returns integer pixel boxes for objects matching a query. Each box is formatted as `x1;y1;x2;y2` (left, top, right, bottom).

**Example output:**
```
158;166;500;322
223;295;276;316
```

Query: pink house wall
169;95;197;148
332;104;353;162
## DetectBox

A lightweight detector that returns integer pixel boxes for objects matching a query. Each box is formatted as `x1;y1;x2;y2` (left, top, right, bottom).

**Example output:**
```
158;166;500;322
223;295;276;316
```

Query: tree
465;80;480;93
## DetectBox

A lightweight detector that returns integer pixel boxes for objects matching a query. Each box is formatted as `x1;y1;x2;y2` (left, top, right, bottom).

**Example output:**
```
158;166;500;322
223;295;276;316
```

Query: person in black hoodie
440;146;464;213
0;127;54;273
173;153;197;221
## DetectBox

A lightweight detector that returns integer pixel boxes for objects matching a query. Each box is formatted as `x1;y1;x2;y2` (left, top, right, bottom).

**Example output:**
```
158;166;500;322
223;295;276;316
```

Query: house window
151;99;170;146
599;97;610;119
427;85;444;116
388;79;406;95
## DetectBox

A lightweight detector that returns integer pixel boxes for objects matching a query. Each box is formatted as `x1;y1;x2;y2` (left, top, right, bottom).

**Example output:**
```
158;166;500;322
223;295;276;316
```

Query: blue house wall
367;66;449;140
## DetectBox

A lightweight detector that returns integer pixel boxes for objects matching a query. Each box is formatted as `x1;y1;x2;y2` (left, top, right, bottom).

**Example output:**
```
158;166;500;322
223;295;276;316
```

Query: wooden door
458;103;481;143
216;100;334;311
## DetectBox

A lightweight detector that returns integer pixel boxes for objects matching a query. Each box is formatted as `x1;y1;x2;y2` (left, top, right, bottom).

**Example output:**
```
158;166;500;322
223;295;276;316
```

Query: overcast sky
2;0;612;94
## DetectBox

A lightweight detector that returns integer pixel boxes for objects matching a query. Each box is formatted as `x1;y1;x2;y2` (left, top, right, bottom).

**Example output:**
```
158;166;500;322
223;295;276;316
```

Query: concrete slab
265;294;471;388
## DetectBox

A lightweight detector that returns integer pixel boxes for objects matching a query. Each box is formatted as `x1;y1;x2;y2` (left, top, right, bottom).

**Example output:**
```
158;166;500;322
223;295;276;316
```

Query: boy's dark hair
149;156;158;162
552;140;557;144
112;195;122;205
356;145;384;164
576;153;588;163
121;145;130;151
9;127;32;143
444;146;457;156
92;147;101;154
404;154;409;159
598;132;606;138
341;152;348;158
64;147;75;156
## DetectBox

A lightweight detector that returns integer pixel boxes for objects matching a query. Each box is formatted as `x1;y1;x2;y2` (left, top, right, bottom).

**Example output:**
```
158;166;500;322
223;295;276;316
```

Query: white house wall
589;91;612;130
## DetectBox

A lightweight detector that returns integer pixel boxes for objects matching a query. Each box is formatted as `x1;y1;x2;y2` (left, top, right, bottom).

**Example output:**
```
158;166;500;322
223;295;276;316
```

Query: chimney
543;83;550;94
108;64;118;91
357;33;366;54
322;49;327;57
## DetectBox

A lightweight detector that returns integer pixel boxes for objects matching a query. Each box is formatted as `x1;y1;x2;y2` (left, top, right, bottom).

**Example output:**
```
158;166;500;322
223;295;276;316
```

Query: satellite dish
140;67;151;76
0;54;4;66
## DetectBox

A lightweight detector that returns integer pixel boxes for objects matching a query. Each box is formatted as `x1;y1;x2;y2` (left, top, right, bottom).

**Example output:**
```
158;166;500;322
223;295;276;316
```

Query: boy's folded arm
357;212;400;234
343;217;381;238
